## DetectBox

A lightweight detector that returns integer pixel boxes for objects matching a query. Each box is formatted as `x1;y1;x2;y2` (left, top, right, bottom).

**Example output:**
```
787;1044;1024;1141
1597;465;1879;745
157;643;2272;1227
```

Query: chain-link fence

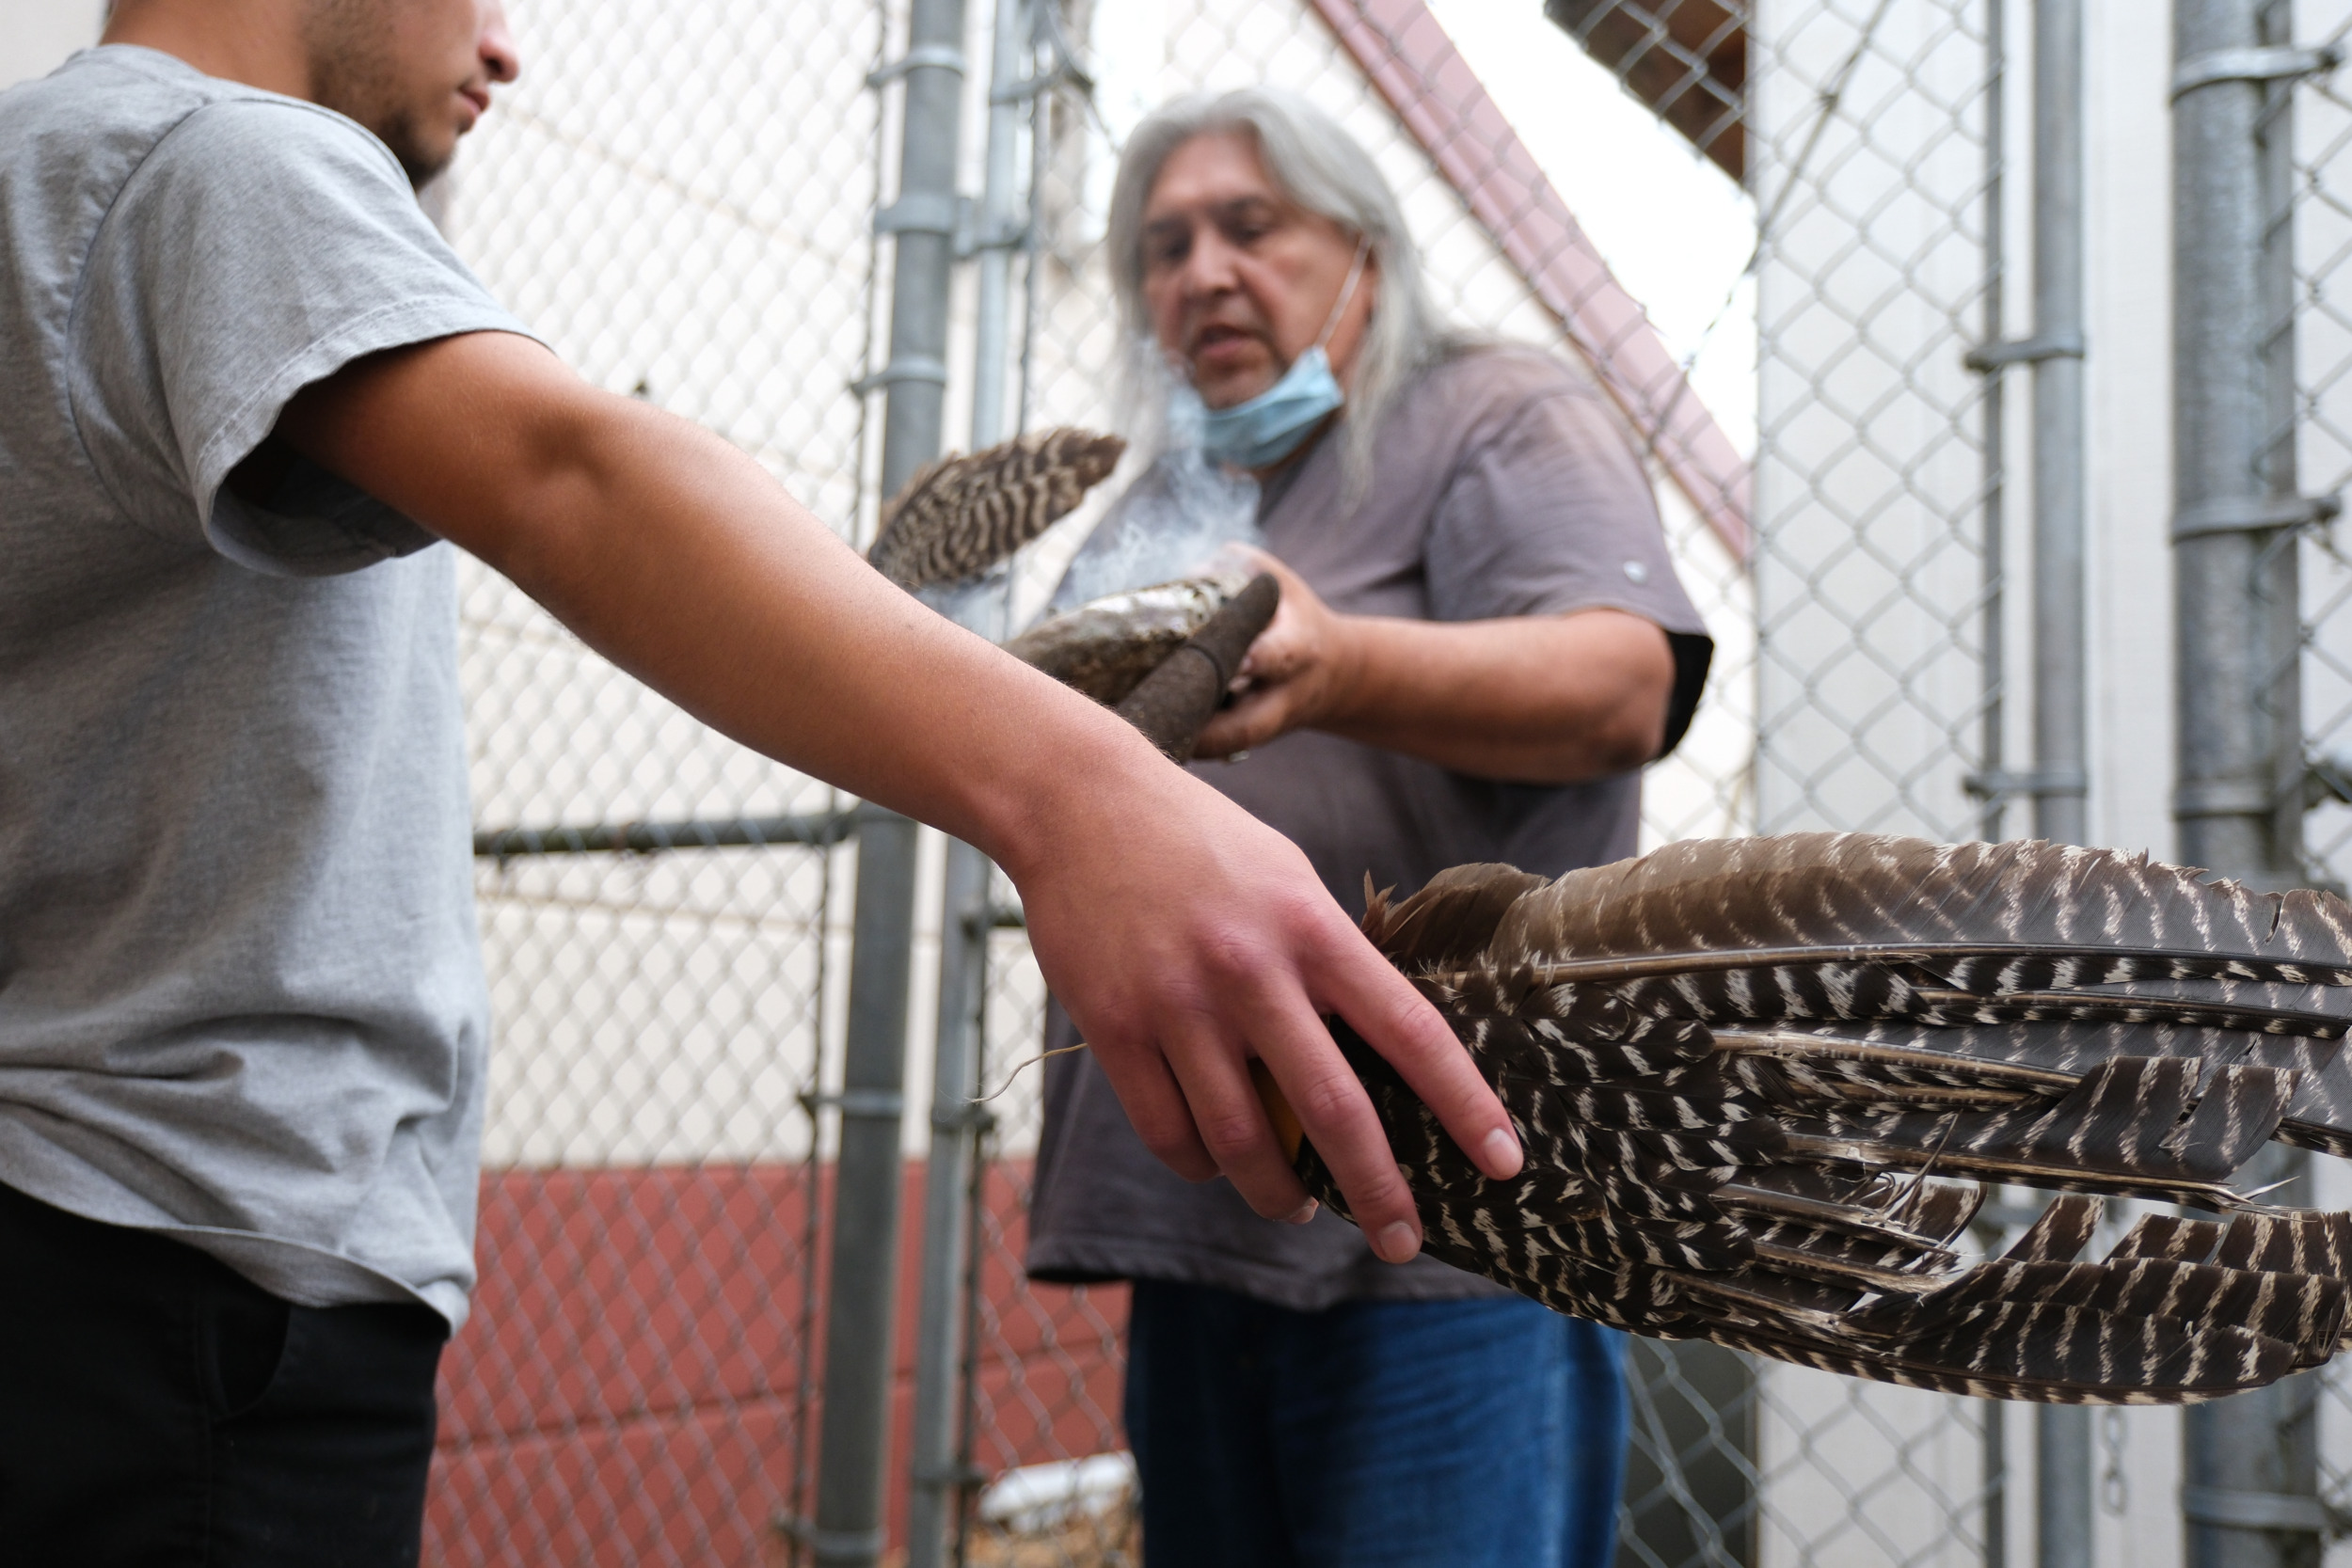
2273;0;2352;1557
947;2;1756;1564
388;0;2352;1563
425;0;885;1559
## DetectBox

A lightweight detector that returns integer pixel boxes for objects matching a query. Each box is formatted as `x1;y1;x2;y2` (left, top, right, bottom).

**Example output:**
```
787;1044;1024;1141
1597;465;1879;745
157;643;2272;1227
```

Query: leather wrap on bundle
1113;574;1279;762
1281;833;2352;1403
1002;573;1248;707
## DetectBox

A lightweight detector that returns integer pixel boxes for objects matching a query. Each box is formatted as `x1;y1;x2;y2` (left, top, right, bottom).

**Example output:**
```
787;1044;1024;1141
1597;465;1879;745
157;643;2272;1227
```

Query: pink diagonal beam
1308;0;1753;558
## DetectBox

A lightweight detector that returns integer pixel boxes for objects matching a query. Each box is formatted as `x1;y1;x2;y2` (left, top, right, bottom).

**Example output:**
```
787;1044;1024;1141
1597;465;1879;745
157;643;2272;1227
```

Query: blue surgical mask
1194;346;1344;469
1181;238;1371;471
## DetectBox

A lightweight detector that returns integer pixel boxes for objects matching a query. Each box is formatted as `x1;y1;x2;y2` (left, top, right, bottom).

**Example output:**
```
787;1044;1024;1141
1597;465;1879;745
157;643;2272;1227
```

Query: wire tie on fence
2308;753;2352;808
990;59;1093;105
955;896;1025;939
850;356;949;397
2173;777;2276;818
864;42;965;89
931;1101;995;1134
802;1087;906;1120
874;192;965;239
2178;1484;2333;1535
470;810;859;858
971;1041;1090;1105
1962;768;2087;800
772;1514;891;1563
2173;492;2341;540
1963;331;2085;373
910;1461;990;1489
2170;44;2342;102
959;218;1029;261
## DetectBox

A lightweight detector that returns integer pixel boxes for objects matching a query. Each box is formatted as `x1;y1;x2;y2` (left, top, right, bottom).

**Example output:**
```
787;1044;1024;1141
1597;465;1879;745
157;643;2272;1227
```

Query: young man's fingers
1314;929;1522;1182
1157;1024;1318;1222
1246;988;1428;1260
1088;1035;1218;1183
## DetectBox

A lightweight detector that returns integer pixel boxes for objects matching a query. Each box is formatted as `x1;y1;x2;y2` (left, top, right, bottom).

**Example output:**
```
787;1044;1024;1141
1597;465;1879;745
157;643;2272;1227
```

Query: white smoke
1048;442;1263;614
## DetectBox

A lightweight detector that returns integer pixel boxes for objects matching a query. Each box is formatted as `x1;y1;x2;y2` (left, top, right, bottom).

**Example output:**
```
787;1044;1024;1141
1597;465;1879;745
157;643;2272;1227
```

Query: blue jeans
1124;1279;1629;1568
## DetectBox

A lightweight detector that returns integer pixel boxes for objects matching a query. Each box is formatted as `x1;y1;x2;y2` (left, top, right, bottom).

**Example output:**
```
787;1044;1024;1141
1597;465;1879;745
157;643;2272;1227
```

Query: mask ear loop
1311;236;1374;355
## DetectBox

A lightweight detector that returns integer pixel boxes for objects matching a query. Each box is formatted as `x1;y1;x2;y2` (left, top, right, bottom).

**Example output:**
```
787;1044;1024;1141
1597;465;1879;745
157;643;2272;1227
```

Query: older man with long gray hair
1026;87;1715;1565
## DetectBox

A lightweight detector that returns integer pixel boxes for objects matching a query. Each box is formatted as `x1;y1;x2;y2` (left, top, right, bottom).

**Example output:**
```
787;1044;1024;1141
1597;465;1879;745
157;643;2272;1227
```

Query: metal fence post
2028;0;2087;854
2029;3;2092;1562
901;2;1027;1561
809;1;970;1563
1972;0;2010;849
2173;0;2323;1562
904;838;993;1568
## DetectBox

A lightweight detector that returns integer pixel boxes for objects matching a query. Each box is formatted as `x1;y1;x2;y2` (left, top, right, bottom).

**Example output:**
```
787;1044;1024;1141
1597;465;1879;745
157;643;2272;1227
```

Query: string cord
971;1040;1091;1104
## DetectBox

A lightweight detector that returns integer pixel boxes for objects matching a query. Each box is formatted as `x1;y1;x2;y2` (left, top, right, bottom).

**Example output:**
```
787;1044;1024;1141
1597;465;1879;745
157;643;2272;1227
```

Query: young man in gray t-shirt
0;3;1529;1559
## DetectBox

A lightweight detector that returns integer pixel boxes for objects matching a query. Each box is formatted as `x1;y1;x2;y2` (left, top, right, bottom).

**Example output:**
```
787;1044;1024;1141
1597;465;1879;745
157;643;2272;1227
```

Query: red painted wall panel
423;1161;1126;1568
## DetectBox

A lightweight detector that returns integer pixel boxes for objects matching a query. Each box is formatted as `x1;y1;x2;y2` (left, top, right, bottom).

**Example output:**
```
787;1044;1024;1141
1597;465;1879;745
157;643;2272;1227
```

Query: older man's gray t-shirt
1026;345;1713;1309
0;47;530;1325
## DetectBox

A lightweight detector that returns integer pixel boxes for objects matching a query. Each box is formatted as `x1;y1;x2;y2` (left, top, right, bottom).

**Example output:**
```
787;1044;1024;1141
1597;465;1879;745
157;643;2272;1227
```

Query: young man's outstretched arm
274;329;1522;1260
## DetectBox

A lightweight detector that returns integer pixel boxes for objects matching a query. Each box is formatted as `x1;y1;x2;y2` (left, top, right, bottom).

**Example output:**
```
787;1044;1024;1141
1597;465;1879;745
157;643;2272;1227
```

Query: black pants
0;1182;447;1567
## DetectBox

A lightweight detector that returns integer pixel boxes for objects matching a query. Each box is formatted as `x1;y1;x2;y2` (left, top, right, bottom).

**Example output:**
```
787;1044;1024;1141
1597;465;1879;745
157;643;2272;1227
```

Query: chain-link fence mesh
952;3;1757;1565
2274;0;2352;1554
424;0;886;1560
401;0;2352;1563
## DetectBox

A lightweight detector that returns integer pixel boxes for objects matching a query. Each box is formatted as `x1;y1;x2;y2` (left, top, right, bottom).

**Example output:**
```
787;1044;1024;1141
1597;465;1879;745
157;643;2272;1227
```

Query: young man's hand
273;329;1523;1254
1007;759;1521;1250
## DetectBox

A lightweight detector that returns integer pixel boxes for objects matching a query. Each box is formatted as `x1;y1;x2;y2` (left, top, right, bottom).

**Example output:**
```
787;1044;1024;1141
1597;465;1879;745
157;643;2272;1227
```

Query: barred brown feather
866;427;1126;591
1286;834;2352;1403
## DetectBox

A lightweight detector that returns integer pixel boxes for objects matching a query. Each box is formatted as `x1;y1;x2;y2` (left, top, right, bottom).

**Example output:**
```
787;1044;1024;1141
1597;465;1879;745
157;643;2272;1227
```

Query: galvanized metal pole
969;0;1026;456
2174;1;2323;1563
903;5;1026;1562
2255;0;2312;887
2174;0;2280;879
902;838;991;1568
1972;0;2009;848
2027;3;2092;1561
2035;1402;2091;1568
2029;0;2087;852
808;1;969;1563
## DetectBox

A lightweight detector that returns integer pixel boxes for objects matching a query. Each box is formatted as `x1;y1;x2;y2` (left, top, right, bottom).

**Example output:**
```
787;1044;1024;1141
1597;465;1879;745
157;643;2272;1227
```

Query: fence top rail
471;810;860;858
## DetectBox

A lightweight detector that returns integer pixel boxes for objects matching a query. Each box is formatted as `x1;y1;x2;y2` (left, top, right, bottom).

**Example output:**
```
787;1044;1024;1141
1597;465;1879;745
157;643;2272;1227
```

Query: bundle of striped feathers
1287;835;2352;1406
874;427;2352;1405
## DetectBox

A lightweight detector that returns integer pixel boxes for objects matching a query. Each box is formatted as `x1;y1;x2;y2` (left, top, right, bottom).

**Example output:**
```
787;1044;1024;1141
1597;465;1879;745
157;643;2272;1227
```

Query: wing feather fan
1283;833;2352;1403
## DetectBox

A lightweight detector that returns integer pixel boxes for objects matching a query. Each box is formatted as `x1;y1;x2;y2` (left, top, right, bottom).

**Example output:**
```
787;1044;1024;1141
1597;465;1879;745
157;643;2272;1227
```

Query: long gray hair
1105;87;1464;498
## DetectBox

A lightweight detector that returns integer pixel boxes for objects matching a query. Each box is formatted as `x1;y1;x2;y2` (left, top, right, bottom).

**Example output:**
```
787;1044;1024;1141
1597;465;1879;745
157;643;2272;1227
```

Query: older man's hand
1192;546;1677;784
1192;547;1361;759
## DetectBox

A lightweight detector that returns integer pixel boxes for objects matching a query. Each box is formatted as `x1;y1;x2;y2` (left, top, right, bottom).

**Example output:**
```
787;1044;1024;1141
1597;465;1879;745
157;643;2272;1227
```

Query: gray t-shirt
1026;344;1713;1308
0;47;529;1325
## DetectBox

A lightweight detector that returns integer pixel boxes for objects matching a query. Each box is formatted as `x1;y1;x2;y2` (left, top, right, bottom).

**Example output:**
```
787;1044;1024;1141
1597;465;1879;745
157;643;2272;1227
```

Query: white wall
0;0;105;90
2080;0;2178;862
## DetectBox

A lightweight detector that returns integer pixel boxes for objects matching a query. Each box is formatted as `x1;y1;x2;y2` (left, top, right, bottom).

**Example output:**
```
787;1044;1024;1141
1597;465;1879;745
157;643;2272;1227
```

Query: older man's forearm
1325;609;1675;784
